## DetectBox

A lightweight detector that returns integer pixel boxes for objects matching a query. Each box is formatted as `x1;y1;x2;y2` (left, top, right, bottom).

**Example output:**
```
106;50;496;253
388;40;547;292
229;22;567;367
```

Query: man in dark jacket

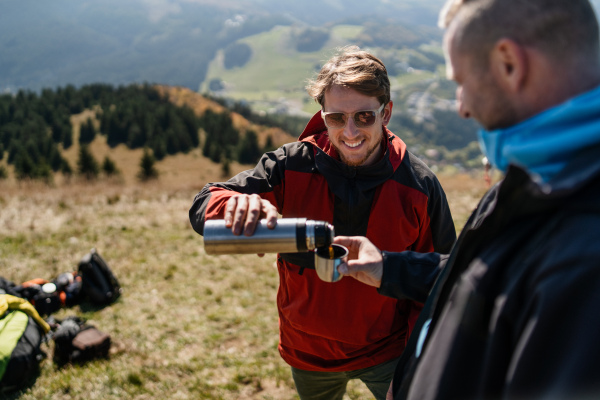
189;47;456;400
334;0;600;399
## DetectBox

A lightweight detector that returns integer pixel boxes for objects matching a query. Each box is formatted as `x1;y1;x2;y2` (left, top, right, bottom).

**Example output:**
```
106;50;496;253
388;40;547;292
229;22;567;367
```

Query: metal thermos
203;218;335;255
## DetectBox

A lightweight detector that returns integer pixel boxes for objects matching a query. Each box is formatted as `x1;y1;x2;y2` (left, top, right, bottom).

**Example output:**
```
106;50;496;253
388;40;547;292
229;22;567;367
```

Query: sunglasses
321;103;385;129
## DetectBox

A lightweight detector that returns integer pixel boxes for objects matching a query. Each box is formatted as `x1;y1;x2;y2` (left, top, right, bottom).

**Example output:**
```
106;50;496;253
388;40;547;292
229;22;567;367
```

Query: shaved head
440;0;600;72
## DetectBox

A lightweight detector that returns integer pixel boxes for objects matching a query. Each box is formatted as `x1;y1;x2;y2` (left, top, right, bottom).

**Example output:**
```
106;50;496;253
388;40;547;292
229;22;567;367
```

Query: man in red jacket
189;46;456;400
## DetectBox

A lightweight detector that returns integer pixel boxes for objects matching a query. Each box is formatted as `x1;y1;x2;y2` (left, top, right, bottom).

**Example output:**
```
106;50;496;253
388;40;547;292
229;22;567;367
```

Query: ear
382;100;393;125
490;38;528;93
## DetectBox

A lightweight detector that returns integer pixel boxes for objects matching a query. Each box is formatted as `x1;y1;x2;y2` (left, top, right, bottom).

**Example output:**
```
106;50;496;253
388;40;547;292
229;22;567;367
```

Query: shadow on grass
0;365;42;400
78;300;112;314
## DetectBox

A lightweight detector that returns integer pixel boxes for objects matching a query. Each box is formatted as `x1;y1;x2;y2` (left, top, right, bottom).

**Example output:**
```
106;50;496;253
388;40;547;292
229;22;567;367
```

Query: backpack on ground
0;294;51;392
78;248;121;306
17;278;62;317
51;316;111;365
10;273;83;317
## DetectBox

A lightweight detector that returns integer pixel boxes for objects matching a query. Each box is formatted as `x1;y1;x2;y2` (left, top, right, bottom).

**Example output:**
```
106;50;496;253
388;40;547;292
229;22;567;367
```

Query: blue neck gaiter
478;84;600;182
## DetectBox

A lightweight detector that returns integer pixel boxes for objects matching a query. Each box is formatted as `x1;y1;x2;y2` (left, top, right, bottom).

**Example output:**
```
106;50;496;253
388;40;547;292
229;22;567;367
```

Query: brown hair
306;46;390;107
440;0;600;70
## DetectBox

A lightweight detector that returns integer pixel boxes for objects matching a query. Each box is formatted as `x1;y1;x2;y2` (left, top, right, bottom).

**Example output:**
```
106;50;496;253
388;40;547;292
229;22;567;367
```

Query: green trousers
291;356;399;400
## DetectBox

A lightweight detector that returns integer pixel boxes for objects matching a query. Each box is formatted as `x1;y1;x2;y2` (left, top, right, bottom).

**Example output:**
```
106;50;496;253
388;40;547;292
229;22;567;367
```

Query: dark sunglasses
321;103;385;129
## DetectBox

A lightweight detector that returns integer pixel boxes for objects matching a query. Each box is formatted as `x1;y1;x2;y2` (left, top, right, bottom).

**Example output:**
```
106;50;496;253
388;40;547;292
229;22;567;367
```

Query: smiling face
322;85;391;167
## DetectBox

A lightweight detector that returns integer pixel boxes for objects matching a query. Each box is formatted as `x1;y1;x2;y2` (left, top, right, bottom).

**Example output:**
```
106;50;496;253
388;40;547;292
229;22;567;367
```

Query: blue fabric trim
478;85;600;182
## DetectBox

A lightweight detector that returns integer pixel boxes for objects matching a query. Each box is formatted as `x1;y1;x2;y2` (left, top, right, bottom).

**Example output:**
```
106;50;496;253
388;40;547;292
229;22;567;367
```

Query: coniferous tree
48;147;63;171
0;165;7;180
101;156;120;176
14;150;35;180
151;137;167;161
263;135;275;153
79;117;97;144
63;125;73;149
238;129;261;164
77;144;100;180
61;159;73;176
137;147;158;181
201;109;239;163
36;163;53;183
221;157;231;178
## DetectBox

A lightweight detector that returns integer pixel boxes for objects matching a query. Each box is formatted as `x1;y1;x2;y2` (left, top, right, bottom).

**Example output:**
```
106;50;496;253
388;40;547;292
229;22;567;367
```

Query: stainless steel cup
314;244;348;283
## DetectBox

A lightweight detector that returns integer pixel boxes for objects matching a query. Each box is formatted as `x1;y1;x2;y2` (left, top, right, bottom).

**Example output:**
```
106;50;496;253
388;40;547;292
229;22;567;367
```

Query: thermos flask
203;218;335;255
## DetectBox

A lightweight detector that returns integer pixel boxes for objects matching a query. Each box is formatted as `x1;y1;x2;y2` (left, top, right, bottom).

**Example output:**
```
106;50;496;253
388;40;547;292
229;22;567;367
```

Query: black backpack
0;295;49;392
8;273;82;317
78;249;122;305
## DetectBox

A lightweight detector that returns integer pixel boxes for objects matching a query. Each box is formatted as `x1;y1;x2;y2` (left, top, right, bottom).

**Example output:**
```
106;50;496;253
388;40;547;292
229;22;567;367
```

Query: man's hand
224;194;278;236
386;380;394;400
334;236;383;288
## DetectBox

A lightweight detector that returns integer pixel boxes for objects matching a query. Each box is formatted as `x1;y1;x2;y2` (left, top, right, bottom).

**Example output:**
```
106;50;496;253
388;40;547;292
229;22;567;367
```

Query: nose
456;87;471;119
343;116;361;139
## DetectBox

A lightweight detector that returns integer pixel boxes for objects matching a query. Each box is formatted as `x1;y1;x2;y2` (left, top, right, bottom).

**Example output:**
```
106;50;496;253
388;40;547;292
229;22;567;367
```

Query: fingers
262;201;279;229
243;194;263;235
224;196;238;227
334;236;368;259
229;195;250;235
334;235;383;288
386;381;394;400
224;194;278;235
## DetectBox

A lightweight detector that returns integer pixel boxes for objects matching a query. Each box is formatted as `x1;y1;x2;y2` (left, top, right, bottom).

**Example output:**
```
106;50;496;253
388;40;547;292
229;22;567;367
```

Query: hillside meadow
0;136;490;400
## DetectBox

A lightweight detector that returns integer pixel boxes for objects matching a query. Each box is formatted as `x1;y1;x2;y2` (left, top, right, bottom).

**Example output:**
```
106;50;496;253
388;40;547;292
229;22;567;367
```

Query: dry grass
0;158;486;400
437;171;493;232
0;97;490;399
0;176;297;400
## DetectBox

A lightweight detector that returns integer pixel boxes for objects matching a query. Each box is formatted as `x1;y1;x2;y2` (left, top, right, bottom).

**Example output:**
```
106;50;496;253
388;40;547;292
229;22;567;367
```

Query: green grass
200;23;447;120
0;184;302;400
0;171;483;399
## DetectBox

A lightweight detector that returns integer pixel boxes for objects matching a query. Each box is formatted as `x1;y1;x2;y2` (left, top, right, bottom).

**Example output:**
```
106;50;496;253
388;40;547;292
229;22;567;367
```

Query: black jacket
380;143;600;399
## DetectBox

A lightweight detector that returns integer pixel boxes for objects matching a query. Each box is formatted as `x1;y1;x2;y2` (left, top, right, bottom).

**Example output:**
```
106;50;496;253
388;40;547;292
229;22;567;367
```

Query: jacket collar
479;142;600;232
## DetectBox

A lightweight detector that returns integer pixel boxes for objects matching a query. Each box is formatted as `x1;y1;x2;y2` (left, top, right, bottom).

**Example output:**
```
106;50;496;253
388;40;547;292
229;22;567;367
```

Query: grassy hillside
201;25;366;115
0;156;489;400
0;0;448;93
201;23;481;167
200;24;448;115
0;84;298;187
0;84;496;400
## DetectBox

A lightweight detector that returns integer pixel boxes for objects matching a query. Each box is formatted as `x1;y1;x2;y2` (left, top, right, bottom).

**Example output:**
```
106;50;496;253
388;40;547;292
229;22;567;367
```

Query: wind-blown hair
306;46;390;107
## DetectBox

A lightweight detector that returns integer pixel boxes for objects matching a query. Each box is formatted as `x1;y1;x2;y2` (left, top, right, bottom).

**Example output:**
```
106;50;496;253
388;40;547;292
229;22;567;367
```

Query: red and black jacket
190;112;456;371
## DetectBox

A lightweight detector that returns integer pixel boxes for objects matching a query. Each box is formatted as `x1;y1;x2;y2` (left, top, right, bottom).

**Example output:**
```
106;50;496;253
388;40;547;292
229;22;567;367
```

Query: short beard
335;137;383;167
475;64;519;131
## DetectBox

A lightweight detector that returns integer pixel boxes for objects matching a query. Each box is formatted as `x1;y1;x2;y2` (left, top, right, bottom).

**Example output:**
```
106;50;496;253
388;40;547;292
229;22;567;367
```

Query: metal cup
314;244;348;283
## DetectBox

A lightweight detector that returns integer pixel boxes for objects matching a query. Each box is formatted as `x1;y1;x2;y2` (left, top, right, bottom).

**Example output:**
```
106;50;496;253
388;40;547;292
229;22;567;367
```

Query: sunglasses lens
353;111;377;127
324;113;346;128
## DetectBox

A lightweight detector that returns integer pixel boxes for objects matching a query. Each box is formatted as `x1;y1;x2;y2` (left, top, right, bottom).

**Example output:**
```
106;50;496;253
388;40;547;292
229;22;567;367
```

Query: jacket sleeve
425;175;456;254
406;155;457;255
378;251;449;303
189;146;287;235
